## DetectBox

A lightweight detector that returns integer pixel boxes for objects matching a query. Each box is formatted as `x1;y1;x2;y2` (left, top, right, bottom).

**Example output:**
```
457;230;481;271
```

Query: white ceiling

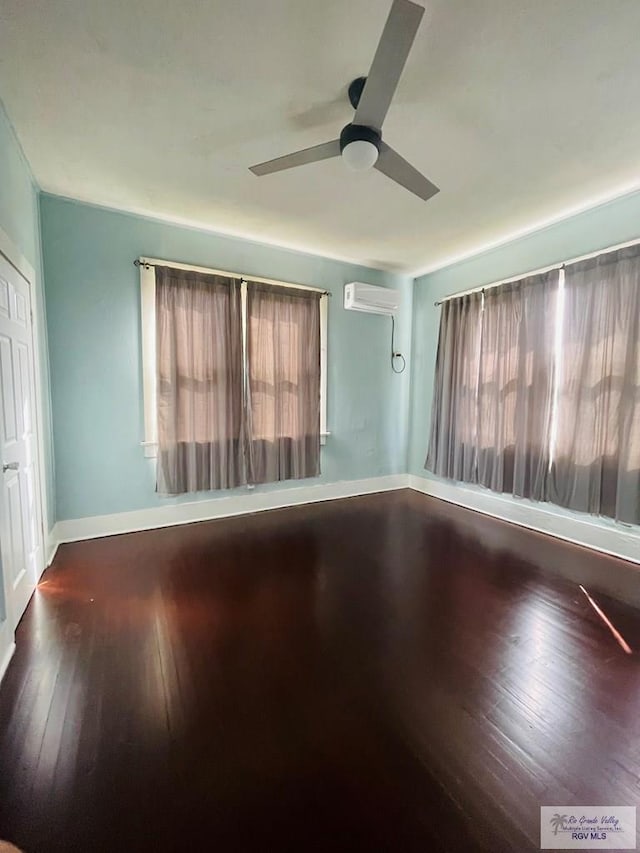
2;0;640;274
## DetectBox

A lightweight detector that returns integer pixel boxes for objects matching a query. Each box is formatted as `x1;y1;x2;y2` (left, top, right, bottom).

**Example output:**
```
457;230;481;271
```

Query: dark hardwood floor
1;490;639;852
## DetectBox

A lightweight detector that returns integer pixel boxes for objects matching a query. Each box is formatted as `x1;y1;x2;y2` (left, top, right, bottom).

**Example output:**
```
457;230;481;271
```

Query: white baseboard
409;474;640;567
0;642;16;686
52;474;409;544
46;536;59;568
44;472;640;608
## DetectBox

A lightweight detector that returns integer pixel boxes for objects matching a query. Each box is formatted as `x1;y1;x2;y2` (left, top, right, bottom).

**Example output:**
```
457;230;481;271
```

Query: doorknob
2;462;19;473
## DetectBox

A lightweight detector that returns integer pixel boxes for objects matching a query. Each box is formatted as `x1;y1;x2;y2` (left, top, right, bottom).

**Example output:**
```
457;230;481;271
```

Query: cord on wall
390;315;406;374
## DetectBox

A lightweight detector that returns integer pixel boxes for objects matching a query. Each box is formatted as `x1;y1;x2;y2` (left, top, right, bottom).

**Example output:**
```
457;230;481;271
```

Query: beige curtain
155;266;246;494
426;271;558;499
246;282;321;484
548;246;640;523
426;292;483;482
476;272;558;498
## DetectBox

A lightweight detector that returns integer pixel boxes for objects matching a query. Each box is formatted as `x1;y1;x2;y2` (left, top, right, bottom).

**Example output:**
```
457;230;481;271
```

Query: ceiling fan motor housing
348;76;367;109
339;123;381;153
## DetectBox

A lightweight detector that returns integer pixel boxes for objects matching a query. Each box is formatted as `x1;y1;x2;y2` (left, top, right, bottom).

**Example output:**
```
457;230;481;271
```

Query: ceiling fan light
342;139;379;171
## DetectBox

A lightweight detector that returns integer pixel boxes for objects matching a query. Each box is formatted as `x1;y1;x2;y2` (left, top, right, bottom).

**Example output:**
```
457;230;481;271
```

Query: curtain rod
433;233;640;306
134;258;331;297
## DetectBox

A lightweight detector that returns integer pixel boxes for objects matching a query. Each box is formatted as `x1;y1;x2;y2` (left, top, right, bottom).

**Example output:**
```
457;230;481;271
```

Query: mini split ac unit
344;282;399;316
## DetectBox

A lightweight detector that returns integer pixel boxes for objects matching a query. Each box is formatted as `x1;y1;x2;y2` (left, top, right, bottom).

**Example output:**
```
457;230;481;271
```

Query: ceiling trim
40;178;640;284
409;180;640;280
38;190;403;275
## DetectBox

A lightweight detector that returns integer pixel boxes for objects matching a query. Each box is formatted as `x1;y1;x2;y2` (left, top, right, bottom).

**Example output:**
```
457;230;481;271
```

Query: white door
0;252;43;635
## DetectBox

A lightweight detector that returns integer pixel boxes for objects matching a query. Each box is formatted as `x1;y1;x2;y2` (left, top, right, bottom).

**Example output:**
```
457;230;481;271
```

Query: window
426;242;640;525
547;247;640;523
139;258;328;493
426;270;558;501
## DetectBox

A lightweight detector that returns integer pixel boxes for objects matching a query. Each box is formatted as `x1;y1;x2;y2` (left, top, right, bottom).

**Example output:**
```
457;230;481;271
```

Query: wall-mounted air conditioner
343;282;399;316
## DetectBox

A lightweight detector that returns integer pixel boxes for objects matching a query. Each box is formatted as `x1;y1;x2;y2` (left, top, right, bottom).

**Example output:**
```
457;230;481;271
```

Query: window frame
139;257;329;459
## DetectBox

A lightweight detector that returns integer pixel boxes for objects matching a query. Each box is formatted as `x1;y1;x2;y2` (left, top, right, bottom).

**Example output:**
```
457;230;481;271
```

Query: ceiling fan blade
250;140;340;176
354;0;424;132
375;142;439;201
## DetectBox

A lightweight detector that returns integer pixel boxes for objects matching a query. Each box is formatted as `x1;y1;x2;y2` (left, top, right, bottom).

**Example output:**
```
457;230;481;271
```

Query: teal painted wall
408;187;640;483
41;195;412;521
0;102;55;530
38;136;640;525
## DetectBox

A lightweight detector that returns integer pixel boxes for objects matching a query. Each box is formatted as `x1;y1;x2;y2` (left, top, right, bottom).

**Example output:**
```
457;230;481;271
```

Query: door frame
0;225;49;593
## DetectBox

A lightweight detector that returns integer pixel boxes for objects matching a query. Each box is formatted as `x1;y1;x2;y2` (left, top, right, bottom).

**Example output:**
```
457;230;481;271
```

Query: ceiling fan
249;0;439;202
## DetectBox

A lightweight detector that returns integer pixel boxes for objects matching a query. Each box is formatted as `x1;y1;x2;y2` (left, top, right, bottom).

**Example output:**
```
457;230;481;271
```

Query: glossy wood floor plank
1;490;639;851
